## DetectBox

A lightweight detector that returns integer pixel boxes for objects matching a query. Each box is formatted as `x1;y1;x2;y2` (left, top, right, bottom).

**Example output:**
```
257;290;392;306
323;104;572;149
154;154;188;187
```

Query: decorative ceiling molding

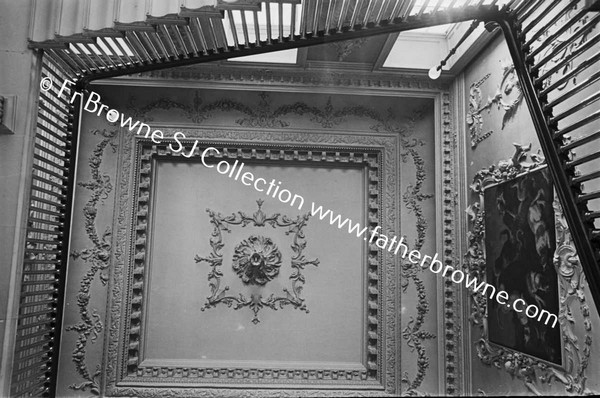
304;60;375;71
97;64;451;93
106;130;392;395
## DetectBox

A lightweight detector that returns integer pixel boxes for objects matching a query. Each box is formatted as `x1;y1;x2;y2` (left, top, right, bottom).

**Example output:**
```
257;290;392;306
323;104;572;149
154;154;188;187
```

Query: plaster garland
66;128;118;395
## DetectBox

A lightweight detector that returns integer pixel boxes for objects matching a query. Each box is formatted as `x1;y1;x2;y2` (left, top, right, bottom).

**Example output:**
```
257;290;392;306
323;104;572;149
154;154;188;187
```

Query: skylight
227;48;298;63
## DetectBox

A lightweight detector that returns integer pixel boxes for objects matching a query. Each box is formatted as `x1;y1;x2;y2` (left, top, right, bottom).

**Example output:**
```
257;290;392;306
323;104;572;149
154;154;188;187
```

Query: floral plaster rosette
232;235;282;285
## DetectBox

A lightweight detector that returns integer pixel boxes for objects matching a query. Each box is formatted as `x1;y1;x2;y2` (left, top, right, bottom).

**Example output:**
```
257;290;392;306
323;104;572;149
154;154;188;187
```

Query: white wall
0;1;40;396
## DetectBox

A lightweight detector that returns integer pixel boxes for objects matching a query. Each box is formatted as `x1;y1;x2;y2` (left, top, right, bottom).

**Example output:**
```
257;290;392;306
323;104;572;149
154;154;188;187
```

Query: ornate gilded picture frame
465;144;594;394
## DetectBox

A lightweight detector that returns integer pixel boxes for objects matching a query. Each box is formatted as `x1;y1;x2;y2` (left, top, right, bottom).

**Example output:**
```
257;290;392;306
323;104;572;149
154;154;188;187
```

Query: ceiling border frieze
100;65;451;93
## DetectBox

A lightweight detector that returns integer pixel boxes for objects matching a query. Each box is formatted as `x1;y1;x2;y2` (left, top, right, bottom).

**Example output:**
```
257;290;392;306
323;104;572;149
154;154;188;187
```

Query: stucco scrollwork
467;61;523;148
128;91;289;128
195;199;319;324
330;38;369;61
465;144;595;395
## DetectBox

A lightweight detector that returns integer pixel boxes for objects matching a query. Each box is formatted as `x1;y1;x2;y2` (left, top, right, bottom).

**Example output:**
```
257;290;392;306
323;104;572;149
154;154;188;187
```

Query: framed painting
483;166;561;364
464;144;595;394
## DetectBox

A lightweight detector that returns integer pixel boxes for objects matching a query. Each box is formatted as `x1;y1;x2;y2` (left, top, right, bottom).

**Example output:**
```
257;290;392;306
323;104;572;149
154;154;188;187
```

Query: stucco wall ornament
66;128;118;394
380;106;437;395
330;38;369;61
465;144;595;395
467;61;523;148
195;199;319;324
127;91;388;130
128;91;289;128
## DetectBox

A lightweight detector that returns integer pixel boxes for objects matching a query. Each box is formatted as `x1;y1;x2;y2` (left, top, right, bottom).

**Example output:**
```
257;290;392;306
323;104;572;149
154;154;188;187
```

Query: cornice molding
95;64;451;94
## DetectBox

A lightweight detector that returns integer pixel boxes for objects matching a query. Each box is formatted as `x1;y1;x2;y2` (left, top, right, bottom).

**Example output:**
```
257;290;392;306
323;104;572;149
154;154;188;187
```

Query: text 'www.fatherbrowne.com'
40;75;559;329
195;146;558;329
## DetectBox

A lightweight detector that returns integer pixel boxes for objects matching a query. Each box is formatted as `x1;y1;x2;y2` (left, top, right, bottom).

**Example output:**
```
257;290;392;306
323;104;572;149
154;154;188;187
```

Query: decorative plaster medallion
232;235;282;285
195;199;319;324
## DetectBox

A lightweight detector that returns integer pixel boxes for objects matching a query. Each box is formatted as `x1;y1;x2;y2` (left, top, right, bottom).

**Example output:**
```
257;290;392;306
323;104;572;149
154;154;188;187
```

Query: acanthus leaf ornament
195;199;319;324
232;235;282;285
